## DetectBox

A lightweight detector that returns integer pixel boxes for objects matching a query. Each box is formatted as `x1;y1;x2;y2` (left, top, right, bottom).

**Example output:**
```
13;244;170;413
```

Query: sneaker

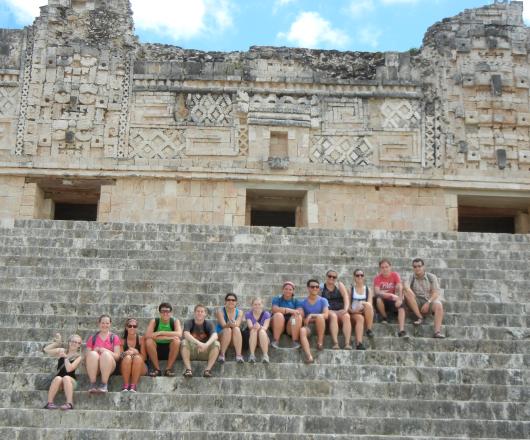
262;354;270;364
121;384;129;392
271;340;280;349
218;354;225;364
290;341;300;349
44;402;58;409
88;383;98;394
248;354;256;363
366;329;374;338
129;384;137;393
356;343;366;351
98;383;108;394
236;355;244;364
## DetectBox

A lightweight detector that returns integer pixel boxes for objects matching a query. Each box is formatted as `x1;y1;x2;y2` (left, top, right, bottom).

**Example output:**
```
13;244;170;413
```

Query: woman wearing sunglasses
120;318;148;392
349;269;375;350
43;333;83;410
215;293;244;363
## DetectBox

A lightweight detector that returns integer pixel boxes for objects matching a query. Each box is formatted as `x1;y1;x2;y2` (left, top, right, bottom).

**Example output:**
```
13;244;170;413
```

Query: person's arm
144;319;156;339
112;339;122;361
64;355;83;373
261;316;271;332
367;287;373;304
203;322;218;348
216;307;228;329
338;282;350;312
321;306;329;320
139;336;147;361
43;333;64;356
271;298;282;315
234;310;243;328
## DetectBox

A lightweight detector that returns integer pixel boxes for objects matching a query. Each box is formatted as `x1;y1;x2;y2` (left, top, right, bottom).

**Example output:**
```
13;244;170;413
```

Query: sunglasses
127;324;138;329
355;274;364;277
327;275;337;279
309;285;320;289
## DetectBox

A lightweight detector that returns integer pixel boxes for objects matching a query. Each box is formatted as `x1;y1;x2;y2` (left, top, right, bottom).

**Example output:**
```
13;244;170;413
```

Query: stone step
3;372;527;402
3;390;528;422
0;289;525;315
1;357;527;386
0;300;526;328
1;277;529;304
4;428;523;440
1;408;528;438
2;340;527;369
1;313;527;343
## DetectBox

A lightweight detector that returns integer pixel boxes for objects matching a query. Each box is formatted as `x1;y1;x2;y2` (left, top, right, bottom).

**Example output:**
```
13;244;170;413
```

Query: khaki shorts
181;340;220;361
416;297;442;314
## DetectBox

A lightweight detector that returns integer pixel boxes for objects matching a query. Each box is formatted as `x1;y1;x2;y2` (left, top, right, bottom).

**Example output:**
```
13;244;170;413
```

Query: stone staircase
0;219;528;439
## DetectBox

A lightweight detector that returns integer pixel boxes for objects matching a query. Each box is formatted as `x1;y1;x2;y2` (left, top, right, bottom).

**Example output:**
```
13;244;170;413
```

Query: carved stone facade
0;1;529;233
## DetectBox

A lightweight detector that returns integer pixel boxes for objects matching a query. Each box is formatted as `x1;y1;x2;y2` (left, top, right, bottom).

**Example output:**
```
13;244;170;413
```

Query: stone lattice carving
237;125;249;156
116;56;133;158
186;93;233;126
381;99;421;130
127;128;185;159
310;136;373;166
0;87;18;116
14;28;34;156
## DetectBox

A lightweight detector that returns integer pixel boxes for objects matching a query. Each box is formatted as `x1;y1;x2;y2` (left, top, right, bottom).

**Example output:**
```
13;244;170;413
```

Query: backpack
409;272;436;291
154;317;175;331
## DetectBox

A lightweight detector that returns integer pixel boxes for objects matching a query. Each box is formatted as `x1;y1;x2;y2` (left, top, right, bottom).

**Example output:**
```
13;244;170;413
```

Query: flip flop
149;369;161;377
183;369;193;378
203;369;212;378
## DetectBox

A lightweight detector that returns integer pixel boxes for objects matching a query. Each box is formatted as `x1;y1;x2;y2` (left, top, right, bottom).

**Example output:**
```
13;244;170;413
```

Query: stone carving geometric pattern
310;135;373;166
381;99;421;129
15;28;34;156
424;115;436;167
186;93;233;126
237;125;249;156
116;56;133;158
127;128;185;159
0;87;18;116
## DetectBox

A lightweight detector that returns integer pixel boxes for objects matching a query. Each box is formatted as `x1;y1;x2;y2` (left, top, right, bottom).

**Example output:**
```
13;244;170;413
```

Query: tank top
123;335;140;351
215;307;240;333
156;320;173;345
351;285;369;303
56;356;77;380
321;284;344;311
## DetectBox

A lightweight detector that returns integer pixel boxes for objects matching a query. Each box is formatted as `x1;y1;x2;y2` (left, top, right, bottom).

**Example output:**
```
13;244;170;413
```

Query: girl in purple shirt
245;297;271;364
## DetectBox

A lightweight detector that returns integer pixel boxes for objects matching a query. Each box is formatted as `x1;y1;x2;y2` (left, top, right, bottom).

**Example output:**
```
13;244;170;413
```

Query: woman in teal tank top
215;293;244;363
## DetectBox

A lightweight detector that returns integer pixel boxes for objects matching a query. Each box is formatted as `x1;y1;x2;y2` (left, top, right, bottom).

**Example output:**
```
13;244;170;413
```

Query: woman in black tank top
120;318;148;392
322;270;352;349
43;333;83;410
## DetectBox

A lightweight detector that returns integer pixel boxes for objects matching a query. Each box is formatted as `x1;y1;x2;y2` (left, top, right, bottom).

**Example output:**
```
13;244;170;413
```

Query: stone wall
0;0;529;231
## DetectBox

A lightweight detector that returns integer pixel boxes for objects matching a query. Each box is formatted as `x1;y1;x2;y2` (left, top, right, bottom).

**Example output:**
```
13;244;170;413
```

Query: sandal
398;330;408;338
344;344;353;350
433;331;445;339
60;403;74;411
304;355;314;364
332;343;340;350
183;369;193;378
164;369;175;377
413;317;423;326
203;369;212;378
316;342;324;351
149;368;162;377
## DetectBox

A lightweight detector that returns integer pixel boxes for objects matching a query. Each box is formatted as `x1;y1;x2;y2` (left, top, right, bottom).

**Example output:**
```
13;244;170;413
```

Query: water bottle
290;316;296;326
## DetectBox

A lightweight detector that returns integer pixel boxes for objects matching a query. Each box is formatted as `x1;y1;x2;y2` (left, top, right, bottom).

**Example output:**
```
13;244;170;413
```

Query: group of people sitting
43;258;445;410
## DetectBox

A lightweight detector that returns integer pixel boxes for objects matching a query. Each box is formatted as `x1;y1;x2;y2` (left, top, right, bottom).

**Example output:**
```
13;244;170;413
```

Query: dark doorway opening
251;209;296;227
54;203;98;221
458;215;515;233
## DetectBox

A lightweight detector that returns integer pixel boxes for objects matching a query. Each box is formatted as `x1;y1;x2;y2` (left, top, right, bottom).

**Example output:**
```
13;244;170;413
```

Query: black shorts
156;343;170;360
382;298;404;314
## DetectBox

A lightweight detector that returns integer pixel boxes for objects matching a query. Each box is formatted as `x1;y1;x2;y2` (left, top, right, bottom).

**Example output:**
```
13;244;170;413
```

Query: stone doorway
457;195;530;234
246;189;307;227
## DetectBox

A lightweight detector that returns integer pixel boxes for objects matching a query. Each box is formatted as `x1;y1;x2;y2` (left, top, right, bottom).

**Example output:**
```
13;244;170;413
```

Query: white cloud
278;11;349;49
275;0;297;6
348;0;374;18
2;0;42;23
380;0;419;4
1;0;234;41
357;26;382;49
523;0;530;23
131;0;233;41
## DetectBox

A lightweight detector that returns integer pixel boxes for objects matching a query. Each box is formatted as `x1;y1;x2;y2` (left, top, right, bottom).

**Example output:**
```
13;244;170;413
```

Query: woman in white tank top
348;269;375;350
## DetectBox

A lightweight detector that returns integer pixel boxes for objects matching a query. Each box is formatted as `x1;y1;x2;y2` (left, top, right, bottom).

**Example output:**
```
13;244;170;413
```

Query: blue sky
0;1;527;52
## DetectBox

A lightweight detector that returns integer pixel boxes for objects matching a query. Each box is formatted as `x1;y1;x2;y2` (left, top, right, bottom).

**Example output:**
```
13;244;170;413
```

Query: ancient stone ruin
0;0;529;232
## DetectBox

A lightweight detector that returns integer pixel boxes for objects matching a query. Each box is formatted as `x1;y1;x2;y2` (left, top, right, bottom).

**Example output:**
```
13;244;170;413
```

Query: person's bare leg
145;338;160;371
167;337;180;370
433;302;444;333
47;376;63;403
120;355;132;384
271;313;285;343
232;327;243;357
